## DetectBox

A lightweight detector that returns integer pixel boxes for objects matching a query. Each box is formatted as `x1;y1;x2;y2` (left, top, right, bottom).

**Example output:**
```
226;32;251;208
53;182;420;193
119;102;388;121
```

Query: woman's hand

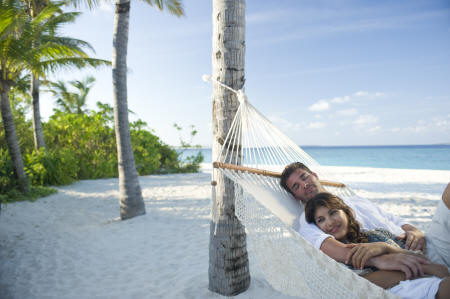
345;242;399;269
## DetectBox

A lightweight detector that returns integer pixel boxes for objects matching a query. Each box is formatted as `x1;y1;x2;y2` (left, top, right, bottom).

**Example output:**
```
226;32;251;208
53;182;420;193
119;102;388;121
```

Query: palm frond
40;36;95;54
37;57;110;73
141;0;184;17
65;0;107;10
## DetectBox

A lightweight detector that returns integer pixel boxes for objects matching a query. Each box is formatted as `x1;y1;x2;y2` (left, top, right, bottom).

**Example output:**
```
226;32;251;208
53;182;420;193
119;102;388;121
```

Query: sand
1;165;449;299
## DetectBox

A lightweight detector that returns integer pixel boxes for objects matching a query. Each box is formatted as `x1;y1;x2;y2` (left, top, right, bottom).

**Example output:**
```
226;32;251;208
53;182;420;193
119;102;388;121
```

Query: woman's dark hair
305;192;368;243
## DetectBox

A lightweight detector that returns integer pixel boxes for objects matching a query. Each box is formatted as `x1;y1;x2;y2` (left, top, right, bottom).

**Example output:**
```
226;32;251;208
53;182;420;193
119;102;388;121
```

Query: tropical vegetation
0;0;202;206
66;0;184;220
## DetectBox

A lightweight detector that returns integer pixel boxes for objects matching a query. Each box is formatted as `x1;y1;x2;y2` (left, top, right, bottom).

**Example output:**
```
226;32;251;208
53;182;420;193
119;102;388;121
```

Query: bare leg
436;277;450;299
426;183;450;268
362;270;406;289
443;183;450;209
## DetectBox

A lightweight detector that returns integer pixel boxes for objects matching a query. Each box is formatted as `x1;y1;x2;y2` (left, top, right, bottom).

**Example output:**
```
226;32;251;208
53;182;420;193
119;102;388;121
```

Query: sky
40;0;450;147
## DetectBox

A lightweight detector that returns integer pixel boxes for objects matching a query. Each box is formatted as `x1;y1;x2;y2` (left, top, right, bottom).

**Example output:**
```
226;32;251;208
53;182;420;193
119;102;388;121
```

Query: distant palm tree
22;0;109;151
22;0;49;150
209;0;250;296
68;0;183;220
47;76;96;114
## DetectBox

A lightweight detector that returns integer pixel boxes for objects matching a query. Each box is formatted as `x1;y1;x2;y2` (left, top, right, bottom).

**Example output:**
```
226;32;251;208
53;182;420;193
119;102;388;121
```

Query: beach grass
0;186;57;204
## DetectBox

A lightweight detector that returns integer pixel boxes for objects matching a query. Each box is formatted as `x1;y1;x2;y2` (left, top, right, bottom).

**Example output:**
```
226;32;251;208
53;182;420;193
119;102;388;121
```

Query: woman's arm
423;263;450;278
319;238;429;279
345;242;402;269
361;270;405;289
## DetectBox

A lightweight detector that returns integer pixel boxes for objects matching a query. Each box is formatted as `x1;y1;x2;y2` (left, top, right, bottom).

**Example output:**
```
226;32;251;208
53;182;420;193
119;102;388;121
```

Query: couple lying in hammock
280;162;450;299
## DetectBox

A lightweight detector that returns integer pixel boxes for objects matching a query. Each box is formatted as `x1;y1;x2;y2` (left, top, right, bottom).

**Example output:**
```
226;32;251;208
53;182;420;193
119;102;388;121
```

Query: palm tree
23;0;49;150
0;0;108;192
0;0;34;192
23;0;109;150
208;0;250;296
69;0;183;220
47;76;95;114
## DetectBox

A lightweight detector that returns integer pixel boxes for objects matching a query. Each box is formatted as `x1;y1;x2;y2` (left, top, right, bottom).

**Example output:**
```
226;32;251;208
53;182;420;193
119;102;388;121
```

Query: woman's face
314;206;349;241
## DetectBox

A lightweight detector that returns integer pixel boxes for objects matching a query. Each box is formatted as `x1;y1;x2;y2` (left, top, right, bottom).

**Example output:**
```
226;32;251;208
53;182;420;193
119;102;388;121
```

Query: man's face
286;168;324;203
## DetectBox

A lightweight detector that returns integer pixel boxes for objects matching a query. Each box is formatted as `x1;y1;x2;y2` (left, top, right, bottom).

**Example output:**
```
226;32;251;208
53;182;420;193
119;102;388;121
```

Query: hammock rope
206;76;398;299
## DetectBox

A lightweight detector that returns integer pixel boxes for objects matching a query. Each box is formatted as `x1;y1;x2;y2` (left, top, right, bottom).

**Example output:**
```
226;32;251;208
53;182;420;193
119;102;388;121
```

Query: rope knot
237;89;247;104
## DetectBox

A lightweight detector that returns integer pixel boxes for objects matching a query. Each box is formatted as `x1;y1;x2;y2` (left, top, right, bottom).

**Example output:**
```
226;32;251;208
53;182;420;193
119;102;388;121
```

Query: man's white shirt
299;195;406;249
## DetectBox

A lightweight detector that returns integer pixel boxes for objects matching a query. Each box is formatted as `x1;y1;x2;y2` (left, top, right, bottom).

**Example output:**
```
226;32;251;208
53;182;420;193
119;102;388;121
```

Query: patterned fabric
365;228;406;249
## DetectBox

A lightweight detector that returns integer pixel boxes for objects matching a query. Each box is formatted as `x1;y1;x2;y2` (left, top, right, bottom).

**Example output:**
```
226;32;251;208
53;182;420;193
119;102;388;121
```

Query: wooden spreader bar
213;162;345;188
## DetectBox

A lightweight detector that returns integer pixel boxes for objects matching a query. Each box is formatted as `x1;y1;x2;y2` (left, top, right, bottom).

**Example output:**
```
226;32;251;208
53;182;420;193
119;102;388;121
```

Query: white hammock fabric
208;78;399;299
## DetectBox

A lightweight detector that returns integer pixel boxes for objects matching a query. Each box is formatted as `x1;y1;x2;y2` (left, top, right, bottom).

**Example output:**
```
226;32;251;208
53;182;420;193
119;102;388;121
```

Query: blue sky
41;0;450;146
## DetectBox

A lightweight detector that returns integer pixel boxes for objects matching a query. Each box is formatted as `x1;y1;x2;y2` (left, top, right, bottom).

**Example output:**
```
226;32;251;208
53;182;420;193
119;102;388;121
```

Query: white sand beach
1;165;449;299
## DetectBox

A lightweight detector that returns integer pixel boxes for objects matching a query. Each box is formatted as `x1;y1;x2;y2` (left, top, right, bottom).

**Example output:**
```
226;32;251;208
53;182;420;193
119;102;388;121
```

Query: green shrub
25;148;78;186
0;148;17;194
130;120;162;175
177;151;204;173
44;110;117;179
1;100;204;201
0;186;57;204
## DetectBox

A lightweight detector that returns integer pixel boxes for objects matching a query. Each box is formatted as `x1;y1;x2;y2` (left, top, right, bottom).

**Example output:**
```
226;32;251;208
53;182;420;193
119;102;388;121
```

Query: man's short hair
280;162;313;196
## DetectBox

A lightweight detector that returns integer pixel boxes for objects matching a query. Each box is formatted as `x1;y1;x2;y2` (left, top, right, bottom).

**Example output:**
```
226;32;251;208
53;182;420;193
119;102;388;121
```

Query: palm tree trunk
112;0;146;220
208;0;250;296
31;74;46;150
0;81;30;193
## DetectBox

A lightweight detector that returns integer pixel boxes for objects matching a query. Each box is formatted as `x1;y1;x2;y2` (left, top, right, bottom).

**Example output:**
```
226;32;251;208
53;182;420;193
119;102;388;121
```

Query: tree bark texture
209;0;250;296
112;0;146;220
31;75;46;150
0;81;30;193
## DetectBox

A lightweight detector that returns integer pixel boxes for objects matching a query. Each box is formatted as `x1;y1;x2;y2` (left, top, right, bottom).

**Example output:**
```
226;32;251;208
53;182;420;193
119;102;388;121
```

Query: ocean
178;144;450;171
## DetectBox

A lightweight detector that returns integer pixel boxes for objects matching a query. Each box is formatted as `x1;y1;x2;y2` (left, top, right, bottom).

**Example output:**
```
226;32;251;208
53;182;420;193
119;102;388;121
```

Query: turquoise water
178;145;450;171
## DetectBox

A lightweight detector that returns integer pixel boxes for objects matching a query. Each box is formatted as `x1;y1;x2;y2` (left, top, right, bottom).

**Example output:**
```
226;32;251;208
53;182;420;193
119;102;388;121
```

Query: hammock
205;75;399;299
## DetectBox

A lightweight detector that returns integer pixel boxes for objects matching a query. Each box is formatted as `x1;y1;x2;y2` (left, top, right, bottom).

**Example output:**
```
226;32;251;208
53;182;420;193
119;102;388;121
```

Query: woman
305;192;449;298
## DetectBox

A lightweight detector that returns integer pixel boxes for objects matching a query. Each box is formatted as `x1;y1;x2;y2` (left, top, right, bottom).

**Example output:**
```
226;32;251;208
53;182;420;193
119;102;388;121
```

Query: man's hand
345;242;399;269
370;252;430;279
397;224;426;252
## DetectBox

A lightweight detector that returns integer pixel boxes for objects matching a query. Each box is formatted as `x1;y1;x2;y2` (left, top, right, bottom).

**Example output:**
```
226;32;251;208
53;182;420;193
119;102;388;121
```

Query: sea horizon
178;144;450;171
174;143;450;149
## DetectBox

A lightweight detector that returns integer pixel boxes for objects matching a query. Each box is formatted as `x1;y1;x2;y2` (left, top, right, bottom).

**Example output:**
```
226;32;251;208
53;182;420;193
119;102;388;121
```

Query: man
280;162;450;279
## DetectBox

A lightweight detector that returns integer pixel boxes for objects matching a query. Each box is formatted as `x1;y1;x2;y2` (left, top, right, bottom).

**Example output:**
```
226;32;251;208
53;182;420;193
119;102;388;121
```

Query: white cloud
336;108;358;116
432;116;450;130
309;100;330;112
307;122;326;129
331;96;351;103
353;114;378;126
408;125;427;133
354;91;385;98
269;116;302;131
388;116;450;134
367;126;382;133
354;91;369;97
